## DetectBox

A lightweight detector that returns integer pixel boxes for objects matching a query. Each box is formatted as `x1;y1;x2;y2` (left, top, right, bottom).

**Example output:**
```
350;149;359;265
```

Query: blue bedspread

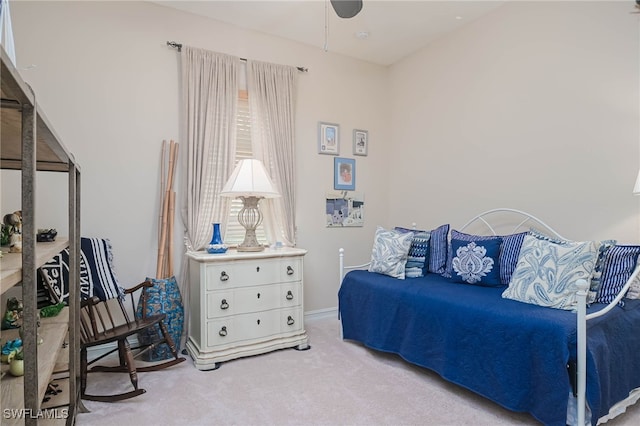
338;270;640;425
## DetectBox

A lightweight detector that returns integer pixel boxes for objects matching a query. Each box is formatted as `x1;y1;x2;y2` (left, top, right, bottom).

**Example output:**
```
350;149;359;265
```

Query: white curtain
179;46;240;344
0;0;16;65
246;60;298;246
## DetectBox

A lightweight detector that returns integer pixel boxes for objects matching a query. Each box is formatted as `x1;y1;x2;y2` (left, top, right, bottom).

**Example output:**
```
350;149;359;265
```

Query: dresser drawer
205;257;303;290
207;283;302;319
207;310;282;347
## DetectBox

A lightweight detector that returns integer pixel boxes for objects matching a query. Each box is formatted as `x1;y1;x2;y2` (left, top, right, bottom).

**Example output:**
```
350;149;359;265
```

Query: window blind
224;90;267;246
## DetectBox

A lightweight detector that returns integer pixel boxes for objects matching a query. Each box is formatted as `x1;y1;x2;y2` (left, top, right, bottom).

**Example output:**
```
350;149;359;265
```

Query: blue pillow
588;239;616;304
395;227;431;278
449;236;502;286
596;245;640;304
428;224;450;274
445;230;501;278
499;232;528;285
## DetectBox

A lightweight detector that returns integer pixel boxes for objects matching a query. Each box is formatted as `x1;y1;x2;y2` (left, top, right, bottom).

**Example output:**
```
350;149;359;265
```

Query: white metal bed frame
338;208;640;425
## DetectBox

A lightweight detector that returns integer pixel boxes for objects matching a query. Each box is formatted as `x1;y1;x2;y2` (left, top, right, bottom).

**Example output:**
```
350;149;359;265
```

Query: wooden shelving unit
0;46;80;425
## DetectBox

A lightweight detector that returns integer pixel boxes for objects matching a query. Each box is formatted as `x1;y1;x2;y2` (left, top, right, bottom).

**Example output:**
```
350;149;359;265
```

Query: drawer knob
257;319;261;325
286;266;294;275
286;290;294;300
220;271;229;281
219;326;227;337
256;266;260;272
287;316;295;326
220;299;229;310
257;292;261;299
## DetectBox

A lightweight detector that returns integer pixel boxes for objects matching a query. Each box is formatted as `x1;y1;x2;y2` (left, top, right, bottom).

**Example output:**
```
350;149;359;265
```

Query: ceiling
151;1;506;66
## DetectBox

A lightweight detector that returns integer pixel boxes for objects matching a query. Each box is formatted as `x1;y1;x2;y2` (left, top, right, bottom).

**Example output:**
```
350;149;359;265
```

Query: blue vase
207;223;227;254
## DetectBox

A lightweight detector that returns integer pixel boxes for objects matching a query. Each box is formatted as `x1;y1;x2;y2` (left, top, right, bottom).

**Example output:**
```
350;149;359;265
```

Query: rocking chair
80;280;185;402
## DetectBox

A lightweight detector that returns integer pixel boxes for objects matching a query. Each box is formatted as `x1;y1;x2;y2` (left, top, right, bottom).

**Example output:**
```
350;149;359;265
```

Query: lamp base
237;196;265;252
237;228;264;252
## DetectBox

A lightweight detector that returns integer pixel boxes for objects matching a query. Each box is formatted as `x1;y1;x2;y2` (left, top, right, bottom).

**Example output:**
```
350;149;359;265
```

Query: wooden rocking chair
79;280;185;402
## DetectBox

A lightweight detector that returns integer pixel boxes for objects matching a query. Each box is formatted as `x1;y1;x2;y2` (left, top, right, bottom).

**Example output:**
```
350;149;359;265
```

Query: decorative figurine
1;297;23;330
3;211;22;252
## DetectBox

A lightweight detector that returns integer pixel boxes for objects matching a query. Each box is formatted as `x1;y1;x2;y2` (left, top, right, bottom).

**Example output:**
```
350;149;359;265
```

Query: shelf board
0;307;70;421
0;239;69;295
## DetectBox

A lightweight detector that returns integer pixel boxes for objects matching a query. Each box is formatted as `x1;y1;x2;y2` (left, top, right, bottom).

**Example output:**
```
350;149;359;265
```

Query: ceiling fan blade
330;0;363;19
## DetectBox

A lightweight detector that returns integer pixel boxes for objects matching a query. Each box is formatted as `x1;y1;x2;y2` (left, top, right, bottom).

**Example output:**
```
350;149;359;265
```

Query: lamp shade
634;170;640;195
220;159;280;198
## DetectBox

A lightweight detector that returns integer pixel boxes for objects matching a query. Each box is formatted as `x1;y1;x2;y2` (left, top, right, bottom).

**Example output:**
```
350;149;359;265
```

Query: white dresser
186;247;309;370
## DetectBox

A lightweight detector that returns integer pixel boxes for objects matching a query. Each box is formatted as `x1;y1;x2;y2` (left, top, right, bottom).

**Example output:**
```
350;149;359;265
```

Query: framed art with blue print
334;157;355;190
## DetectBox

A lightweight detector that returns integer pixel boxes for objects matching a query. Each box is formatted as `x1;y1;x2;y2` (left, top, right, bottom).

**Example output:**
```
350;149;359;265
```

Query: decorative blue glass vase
207;223;227;254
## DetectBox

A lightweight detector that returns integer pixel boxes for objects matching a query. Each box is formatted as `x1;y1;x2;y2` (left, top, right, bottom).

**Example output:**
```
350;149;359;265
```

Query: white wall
388;1;640;243
3;1;390;313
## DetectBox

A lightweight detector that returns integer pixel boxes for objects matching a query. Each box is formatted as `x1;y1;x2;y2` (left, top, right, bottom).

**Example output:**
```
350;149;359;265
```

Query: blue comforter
338;270;640;425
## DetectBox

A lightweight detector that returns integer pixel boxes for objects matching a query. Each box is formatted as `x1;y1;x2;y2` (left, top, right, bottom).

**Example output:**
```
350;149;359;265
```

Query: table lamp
220;159;280;251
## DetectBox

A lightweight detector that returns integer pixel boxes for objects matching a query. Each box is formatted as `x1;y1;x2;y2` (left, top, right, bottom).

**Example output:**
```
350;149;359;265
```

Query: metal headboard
458;208;568;240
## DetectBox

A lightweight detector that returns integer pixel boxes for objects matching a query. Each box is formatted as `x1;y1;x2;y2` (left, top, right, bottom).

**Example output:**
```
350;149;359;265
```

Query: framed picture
326;191;365;227
334;157;355;191
353;129;368;156
318;122;339;155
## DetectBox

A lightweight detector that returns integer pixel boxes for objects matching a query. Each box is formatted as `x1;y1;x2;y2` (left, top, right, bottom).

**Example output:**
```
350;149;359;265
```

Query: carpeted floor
77;316;640;425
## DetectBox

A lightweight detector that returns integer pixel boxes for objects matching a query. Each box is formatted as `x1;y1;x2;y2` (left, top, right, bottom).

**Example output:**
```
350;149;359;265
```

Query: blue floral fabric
368;227;414;279
450;237;502;286
502;235;598;310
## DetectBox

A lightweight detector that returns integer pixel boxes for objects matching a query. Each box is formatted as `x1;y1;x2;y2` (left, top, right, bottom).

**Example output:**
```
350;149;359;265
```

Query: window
223;90;267;246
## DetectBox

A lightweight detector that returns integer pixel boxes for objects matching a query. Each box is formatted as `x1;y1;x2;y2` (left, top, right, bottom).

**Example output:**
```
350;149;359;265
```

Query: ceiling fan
330;0;363;19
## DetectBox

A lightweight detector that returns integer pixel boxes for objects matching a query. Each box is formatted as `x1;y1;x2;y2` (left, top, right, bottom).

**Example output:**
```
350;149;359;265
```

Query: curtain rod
166;41;308;73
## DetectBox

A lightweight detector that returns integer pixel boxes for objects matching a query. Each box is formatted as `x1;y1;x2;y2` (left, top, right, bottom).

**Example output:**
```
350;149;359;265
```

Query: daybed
337;209;640;426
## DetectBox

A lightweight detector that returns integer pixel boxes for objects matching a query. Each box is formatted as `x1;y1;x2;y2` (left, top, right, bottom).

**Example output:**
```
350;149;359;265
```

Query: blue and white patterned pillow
588;239;616;303
596;245;640;304
395;227;431;278
502;235;598;310
624;255;640;300
368;227;414;279
499;232;528;285
529;230;616;304
444;230;501;277
450;237;502;286
428;224;450;274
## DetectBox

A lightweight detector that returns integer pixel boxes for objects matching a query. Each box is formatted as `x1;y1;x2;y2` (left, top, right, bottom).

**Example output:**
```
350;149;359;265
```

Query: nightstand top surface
187;247;307;262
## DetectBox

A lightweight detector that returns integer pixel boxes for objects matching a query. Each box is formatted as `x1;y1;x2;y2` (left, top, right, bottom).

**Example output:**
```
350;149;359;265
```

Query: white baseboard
304;307;338;322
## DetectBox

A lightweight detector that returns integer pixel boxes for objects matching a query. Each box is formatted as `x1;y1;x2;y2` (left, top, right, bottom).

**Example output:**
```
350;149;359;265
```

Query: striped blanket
38;237;123;303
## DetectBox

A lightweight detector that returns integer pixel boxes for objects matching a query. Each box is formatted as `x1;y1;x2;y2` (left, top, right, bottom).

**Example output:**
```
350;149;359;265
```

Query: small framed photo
353;129;368;156
318;122;340;155
334;157;355;191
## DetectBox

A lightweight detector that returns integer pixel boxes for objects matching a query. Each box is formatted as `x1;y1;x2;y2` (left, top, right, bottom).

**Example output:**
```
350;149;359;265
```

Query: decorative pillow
499;232;528;285
625;255;640;300
395;227;431;278
588;239;616;304
502;235;598;310
526;230;616;303
597;245;640;304
368;227;414;279
449;237;502;286
428;224;450;274
444;230;524;286
444;229;501;277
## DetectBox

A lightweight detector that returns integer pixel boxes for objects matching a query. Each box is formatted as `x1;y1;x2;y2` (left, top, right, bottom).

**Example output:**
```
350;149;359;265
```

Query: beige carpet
77;316;640;426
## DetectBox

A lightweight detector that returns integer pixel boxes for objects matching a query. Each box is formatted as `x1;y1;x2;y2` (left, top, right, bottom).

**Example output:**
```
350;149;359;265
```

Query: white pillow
368;226;414;279
624;255;640;299
502;235;598;310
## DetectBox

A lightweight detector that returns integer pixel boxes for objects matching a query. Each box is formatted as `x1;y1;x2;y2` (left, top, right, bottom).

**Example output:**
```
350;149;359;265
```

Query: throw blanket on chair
38;237;123;303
